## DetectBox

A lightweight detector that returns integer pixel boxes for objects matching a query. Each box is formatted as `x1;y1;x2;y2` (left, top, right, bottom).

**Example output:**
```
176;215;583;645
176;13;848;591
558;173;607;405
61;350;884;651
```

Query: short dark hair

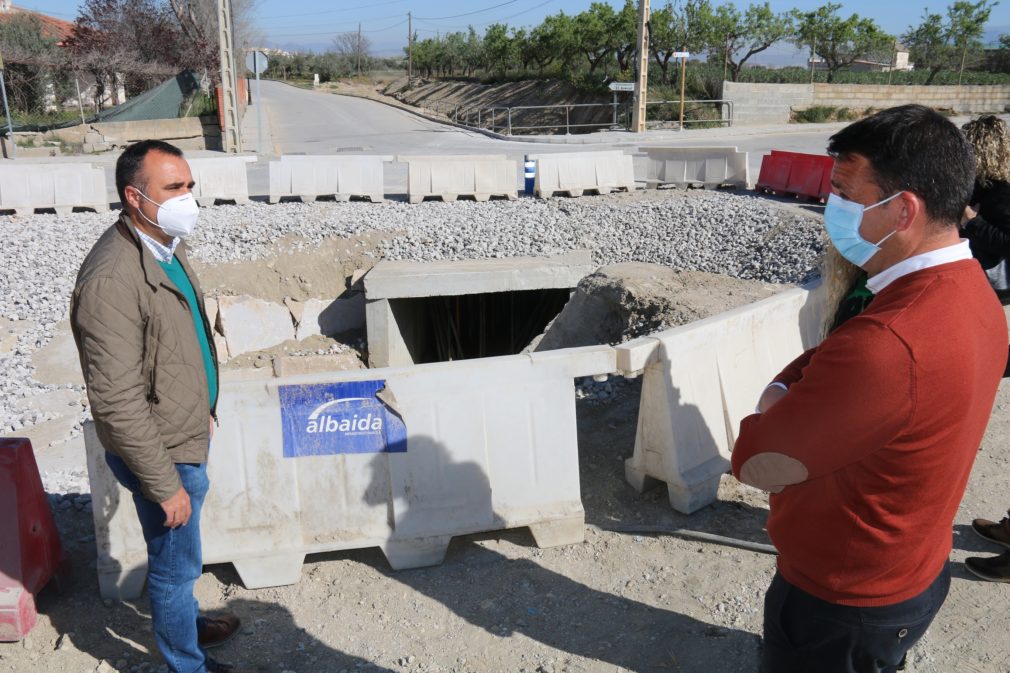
115;140;184;206
827;104;975;227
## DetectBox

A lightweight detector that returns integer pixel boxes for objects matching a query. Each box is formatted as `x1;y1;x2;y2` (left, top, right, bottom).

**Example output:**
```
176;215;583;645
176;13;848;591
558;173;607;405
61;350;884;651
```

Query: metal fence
419;98;734;136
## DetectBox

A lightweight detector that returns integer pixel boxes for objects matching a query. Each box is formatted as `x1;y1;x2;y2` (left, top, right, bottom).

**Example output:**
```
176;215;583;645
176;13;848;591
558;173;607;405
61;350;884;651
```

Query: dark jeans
106;453;211;673
762;565;951;673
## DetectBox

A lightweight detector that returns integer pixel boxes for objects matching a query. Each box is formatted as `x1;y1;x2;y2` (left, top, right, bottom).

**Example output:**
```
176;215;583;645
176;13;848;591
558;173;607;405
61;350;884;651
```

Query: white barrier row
268;155;384;203
87;345;616;599
615;281;830;513
532;151;637;198
638;146;750;189
187;157;254;206
404;155;518;204
0;164;108;215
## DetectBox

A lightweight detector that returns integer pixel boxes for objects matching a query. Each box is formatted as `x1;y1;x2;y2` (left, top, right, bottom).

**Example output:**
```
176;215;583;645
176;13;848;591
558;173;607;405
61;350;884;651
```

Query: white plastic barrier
0;164;108;215
615;282;829;514
87;345;616;599
268;155;384;203
404;155;518;204
532;151;636;198
187;157;253;206
638;146;750;189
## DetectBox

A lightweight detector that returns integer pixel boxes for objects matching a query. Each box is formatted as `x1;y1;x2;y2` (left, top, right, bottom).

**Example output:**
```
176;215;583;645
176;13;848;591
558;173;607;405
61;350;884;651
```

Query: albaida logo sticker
278;380;407;457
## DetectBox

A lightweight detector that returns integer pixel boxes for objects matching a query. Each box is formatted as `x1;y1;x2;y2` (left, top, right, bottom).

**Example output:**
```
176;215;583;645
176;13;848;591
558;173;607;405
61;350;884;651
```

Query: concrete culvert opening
387;289;572;363
364;252;596;368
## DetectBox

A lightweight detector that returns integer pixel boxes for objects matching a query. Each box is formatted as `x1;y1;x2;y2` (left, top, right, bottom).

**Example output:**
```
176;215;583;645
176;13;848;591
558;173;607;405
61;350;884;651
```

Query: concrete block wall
616;280;831;513
723;82;813;125
0;164;109;215
811;83;1010;114
638;146;750;188
187;157;253;206
724;81;1010;126
531;151;637;197
86;345;615;597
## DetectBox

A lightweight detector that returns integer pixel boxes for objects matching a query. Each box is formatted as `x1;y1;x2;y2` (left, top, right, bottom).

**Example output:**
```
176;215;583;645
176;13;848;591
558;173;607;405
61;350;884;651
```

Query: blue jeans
762;565;951;673
106;453;210;673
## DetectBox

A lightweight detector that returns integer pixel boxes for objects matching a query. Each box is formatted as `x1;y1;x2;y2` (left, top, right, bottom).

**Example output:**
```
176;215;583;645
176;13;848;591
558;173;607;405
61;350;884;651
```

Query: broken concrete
533;263;785;351
217;295;295;358
294;295;366;341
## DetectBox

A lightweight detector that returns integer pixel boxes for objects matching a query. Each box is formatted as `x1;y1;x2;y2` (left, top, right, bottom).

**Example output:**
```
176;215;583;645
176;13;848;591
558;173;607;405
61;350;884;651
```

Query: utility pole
217;0;242;153
0;52;14;159
357;23;362;75
408;12;413;88
631;0;650;132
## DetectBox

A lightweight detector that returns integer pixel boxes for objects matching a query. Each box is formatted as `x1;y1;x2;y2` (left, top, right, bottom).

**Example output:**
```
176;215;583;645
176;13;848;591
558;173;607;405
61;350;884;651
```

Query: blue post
524;155;536;195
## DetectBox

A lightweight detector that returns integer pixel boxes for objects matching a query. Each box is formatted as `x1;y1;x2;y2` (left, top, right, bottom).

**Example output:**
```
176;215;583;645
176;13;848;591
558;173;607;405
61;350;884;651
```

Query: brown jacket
71;213;218;503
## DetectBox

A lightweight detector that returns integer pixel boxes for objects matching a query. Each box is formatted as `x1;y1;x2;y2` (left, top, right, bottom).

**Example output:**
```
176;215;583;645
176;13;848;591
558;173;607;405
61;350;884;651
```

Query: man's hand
160;486;192;528
757;384;788;413
209;417;214;442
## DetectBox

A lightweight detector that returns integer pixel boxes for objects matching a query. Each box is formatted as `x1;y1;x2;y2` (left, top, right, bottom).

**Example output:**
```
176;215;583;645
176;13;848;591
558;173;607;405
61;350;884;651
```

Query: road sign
672;51;690;58
245;50;268;75
608;82;635;92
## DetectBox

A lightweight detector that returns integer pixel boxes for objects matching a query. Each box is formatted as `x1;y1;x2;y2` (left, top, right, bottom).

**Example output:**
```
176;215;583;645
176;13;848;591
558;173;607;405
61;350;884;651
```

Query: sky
18;0;1010;60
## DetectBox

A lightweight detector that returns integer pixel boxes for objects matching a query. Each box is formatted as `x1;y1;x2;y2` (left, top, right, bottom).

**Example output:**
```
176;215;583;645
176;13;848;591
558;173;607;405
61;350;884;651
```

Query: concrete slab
31;329;84;387
217;295;295;357
294;295;366;340
364;250;595;300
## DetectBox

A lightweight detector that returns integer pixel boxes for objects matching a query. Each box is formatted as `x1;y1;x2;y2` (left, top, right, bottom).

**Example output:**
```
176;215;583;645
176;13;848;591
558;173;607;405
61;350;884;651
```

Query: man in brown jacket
71;140;250;673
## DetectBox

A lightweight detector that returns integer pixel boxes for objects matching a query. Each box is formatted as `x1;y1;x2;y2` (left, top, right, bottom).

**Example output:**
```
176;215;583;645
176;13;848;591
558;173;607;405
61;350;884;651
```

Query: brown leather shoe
972;511;1010;548
198;613;241;649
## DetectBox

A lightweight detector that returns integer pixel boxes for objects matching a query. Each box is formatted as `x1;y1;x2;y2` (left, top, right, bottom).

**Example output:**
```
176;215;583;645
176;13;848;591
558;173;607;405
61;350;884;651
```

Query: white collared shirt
135;227;179;264
866;240;972;294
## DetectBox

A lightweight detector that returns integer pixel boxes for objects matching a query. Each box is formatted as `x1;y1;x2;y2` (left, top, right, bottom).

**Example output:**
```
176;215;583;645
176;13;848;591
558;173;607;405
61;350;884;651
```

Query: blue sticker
278;380;407;457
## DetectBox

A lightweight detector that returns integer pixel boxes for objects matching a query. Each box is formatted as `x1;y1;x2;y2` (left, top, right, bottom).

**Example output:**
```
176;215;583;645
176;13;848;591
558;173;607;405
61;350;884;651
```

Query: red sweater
732;259;1007;606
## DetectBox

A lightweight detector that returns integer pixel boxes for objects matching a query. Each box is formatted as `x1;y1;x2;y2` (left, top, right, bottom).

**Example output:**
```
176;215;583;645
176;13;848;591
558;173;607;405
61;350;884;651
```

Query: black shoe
971;511;1010;548
964;551;1010;582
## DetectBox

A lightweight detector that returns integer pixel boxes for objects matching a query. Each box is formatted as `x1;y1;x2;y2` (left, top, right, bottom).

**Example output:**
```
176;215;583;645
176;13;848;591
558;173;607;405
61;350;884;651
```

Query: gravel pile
0;192;824;436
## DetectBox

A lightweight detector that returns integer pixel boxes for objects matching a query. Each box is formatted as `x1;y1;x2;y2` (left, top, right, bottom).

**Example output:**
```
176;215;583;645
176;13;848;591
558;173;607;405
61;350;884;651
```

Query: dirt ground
7;195;1010;673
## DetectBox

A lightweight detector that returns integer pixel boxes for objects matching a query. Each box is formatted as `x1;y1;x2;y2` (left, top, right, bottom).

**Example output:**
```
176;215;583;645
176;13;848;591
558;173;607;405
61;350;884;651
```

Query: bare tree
332;30;373;75
167;0;262;81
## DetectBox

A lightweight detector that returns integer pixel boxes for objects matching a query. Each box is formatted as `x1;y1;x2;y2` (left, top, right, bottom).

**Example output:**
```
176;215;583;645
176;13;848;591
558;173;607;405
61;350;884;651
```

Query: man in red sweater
732;104;1008;673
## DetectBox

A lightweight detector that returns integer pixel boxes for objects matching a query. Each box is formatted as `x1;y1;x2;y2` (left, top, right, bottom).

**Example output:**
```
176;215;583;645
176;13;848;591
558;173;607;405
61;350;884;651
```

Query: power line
414;0;523;21
266;18;407;39
259;0;406;20
264;12;404;30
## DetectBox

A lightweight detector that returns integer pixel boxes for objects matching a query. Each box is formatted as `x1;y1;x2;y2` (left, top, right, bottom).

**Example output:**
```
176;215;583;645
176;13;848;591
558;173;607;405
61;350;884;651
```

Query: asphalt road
246;79;854;197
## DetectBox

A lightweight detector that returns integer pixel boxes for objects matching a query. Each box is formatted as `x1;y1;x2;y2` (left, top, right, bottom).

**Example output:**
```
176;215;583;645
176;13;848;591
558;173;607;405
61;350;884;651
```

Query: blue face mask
824;191;902;267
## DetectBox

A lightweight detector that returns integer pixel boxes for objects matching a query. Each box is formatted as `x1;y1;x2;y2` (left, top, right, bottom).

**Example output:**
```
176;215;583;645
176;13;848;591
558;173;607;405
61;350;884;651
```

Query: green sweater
157;258;218;409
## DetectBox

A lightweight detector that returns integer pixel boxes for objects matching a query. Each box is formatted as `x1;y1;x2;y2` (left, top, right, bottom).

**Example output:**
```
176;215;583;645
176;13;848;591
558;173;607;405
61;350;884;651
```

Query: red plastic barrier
756;150;835;202
755;154;793;193
0;438;67;641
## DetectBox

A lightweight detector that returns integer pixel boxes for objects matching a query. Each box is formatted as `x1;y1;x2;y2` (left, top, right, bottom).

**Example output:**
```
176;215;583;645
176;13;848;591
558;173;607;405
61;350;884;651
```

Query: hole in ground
388;288;570;363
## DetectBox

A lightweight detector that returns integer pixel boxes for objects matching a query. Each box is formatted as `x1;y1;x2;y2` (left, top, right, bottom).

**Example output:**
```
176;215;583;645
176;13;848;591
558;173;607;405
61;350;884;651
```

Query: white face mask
135;189;200;239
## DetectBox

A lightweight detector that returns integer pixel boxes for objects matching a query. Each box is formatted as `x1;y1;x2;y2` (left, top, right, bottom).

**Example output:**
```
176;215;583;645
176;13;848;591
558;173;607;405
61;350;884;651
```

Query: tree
67;0;186;103
793;3;894;82
613;0;639;73
902;1;995;85
167;0;261;82
902;11;954;84
948;0;997;84
649;0;714;84
0;13;59;113
332;29;373;75
482;23;516;76
573;2;617;74
710;2;793;81
529;12;578;74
